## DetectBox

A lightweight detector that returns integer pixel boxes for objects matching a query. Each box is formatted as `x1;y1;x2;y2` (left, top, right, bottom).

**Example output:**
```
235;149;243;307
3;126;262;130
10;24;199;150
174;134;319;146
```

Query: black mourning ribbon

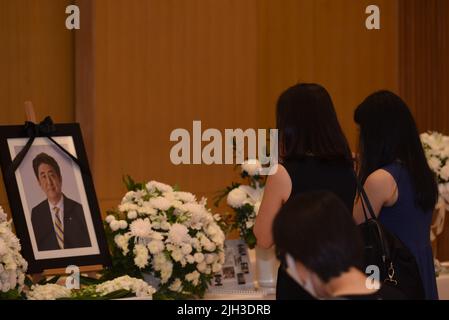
8;116;91;180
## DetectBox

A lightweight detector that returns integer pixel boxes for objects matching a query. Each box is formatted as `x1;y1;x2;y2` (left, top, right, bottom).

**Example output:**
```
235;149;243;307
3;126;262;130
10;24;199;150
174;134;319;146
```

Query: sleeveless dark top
276;156;356;300
379;163;438;300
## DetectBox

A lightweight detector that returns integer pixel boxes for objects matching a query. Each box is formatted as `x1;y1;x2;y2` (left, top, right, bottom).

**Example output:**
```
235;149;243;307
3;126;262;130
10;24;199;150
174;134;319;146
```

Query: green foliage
0;288;22;300
216;164;267;249
123;175;145;192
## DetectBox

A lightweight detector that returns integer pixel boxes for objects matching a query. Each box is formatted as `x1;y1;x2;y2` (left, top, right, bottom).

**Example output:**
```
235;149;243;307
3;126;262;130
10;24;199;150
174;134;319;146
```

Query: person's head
276;83;352;165
272;191;364;298
32;153;62;203
354;90;438;211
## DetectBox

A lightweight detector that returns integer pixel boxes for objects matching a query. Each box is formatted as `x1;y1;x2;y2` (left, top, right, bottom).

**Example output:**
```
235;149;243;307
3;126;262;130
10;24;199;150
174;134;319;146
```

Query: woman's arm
353;169;398;224
253;164;292;249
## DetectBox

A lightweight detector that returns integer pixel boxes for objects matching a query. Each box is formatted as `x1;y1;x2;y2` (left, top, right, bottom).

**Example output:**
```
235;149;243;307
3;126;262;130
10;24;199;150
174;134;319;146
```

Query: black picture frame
0;123;111;273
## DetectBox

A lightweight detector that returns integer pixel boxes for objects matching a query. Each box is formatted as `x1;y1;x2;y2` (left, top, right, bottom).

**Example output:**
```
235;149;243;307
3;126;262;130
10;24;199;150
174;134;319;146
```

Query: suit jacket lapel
63;195;74;245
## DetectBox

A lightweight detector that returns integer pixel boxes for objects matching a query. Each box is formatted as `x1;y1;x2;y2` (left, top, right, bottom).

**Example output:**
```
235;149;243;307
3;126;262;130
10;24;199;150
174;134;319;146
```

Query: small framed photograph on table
0;121;111;273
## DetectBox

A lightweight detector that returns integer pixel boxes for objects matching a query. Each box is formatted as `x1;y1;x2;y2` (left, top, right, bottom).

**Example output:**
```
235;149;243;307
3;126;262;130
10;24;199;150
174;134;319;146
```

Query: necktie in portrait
53;207;64;249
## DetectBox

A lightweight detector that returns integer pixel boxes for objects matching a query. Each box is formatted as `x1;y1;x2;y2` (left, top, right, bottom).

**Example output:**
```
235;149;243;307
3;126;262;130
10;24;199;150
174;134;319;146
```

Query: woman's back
379;162;438;300
283;156;356;210
276;156;356;299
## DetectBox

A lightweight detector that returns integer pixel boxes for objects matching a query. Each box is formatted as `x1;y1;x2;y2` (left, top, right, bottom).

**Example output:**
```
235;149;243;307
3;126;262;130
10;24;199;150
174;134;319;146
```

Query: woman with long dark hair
353;90;439;300
254;83;356;299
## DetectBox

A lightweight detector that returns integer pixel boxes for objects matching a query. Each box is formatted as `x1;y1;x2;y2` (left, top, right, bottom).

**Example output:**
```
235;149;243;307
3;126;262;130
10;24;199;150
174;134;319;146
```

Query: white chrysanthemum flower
114;233;131;255
169;278;183;292
194;252;205;263
127;210;138;220
172;191;196;203
130;218;152;238
227;188;247;208
27;284;71;300
212;262;222;273
181;243;192;255
167;223;190;245
186;255;195;264
241;159;262;176
119;220;128;230
191;238;201;251
428;156;441;173
109;220;121;231
149;196;172;211
160;221;171;231
246;220;254;229
147;240;164;254
96;276;155;298
118;202;139;213
160;261;173;284
196;261;207;272
441;163;449;181
105;215;115;224
205;253;217;264
171;248;183;262
185;271;200;286
0;238;7;256
122;191;136;203
179;203;207;215
146;181;173;194
138;205;157;216
133;244;149;269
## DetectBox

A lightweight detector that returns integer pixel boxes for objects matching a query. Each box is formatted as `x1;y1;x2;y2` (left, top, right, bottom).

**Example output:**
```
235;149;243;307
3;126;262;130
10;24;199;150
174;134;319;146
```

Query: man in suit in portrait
31;152;91;251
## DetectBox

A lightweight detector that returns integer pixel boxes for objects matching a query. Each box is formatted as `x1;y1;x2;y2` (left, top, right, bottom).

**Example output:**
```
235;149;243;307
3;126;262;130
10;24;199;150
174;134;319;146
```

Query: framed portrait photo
0;123;111;273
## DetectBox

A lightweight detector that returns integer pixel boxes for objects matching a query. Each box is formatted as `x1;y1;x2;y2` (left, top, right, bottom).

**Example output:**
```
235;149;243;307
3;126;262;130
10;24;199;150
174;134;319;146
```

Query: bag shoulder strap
353;171;377;221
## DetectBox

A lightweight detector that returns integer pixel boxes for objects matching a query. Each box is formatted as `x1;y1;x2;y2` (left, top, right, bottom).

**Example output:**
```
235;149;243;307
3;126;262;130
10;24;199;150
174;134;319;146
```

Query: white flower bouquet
26;275;156;300
215;160;266;249
421;131;449;183
103;176;226;299
0;206;28;299
421;131;449;240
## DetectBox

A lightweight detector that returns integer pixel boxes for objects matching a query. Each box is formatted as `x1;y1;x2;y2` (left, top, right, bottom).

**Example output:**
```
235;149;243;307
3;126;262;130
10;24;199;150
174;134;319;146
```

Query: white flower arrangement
421;131;449;241
217;160;265;249
104;177;226;299
26;283;72;300
421;131;449;183
26;275;156;300
95;275;156;298
0;206;28;298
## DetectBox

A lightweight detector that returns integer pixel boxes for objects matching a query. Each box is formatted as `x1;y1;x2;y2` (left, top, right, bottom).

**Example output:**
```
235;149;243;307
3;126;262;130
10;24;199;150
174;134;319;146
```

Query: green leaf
38;275;61;285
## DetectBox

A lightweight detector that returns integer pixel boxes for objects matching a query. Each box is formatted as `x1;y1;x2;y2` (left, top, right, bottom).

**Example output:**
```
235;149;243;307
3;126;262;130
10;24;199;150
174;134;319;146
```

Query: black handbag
356;179;426;299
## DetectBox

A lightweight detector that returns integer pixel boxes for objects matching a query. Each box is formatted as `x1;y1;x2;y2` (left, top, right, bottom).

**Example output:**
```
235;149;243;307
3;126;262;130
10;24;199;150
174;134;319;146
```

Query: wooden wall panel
79;0;401;215
0;0;75;216
399;0;449;260
257;0;399;149
88;0;259;213
399;0;449;135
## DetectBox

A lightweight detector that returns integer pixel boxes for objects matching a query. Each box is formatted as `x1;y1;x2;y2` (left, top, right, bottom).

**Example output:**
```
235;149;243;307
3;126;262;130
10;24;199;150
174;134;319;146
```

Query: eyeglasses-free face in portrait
30;152;92;252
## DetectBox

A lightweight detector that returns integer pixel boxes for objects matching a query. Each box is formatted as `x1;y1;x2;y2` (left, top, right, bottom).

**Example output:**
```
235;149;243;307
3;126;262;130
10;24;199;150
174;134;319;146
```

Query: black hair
276;83;353;166
32;153;61;179
354;90;438;212
272;191;364;283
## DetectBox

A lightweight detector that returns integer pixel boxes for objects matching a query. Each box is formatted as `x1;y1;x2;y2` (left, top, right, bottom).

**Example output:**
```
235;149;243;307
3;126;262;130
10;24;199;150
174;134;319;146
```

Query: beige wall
80;0;399;215
257;0;399;149
0;0;400;215
0;0;75;216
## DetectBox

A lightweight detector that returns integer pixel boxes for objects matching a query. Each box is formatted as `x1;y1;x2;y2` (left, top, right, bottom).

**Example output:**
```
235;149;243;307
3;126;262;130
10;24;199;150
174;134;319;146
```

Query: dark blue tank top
379;162;438;300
